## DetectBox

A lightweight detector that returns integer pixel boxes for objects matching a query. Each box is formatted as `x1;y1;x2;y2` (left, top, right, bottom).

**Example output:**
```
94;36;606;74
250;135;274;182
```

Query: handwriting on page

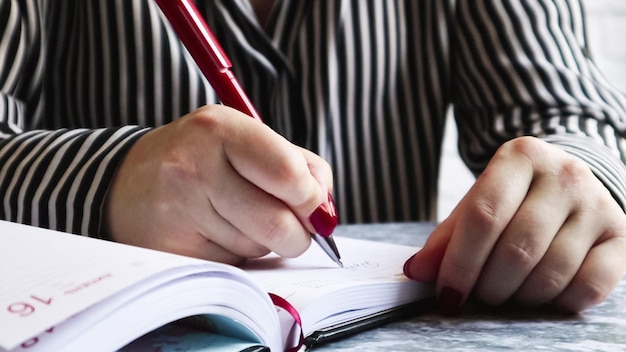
284;258;405;290
244;237;419;315
341;260;380;271
246;237;416;291
263;261;385;287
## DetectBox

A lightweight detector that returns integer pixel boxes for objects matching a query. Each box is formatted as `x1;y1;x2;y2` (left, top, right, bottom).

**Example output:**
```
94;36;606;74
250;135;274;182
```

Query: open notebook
0;220;434;351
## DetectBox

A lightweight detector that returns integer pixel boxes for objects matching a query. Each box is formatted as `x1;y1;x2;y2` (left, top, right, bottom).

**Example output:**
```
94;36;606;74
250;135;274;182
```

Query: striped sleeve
0;127;148;238
0;0;149;237
452;0;626;209
1;0;32;137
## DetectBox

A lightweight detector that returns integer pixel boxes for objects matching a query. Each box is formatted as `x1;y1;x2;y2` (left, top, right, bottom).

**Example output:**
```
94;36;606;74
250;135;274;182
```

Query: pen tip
337;260;344;268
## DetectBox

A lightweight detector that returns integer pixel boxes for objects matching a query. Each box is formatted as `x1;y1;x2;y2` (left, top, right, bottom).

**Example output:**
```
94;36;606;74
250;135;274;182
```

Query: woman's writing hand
104;105;335;265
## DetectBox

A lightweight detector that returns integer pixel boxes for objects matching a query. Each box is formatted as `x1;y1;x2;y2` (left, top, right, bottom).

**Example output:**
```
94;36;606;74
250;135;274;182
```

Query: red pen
154;0;261;120
155;0;342;267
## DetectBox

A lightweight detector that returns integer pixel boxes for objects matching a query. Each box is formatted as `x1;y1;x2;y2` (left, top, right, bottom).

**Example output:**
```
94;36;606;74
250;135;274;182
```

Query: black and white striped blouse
1;0;626;239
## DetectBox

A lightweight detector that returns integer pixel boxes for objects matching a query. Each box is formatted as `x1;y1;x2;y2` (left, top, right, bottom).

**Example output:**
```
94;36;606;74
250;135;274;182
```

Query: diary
0;220;434;351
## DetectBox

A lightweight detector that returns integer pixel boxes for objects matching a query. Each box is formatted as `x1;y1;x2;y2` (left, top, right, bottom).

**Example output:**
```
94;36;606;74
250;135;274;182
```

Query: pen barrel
155;0;262;120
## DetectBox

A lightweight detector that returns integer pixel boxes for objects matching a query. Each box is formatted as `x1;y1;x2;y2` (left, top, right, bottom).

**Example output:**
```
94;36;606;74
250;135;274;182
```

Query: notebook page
244;237;417;298
243;236;432;332
0;221;212;350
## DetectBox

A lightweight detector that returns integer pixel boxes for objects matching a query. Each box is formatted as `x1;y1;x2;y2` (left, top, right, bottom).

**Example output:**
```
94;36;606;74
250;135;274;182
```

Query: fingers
193;190;273;259
472;173;572;305
192;106;335;255
516;184;626;311
299;146;334;193
510;212;595;307
155;230;248;266
434;139;536;310
474;144;625;311
552;233;626;312
105;134;270;263
106;105;335;263
208;154;312;258
210;107;336;236
419;137;626;313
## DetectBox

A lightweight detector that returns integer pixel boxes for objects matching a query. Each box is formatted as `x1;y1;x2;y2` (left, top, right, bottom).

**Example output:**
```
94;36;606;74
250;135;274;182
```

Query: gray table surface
313;223;626;352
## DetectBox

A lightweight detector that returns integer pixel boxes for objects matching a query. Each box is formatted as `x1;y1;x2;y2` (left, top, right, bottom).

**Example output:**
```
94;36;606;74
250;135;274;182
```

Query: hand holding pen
103;0;341;266
154;0;341;267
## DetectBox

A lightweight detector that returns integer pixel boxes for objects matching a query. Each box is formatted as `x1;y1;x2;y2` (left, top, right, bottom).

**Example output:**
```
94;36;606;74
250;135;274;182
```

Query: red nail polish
309;194;338;237
438;286;463;316
403;254;416;280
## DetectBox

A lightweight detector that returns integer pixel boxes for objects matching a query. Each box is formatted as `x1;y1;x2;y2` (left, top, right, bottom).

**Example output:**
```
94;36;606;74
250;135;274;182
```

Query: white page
0;220;432;350
0;221;231;350
244;237;434;334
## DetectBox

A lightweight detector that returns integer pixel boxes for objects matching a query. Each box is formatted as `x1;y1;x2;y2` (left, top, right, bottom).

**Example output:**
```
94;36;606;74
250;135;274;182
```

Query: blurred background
437;0;626;221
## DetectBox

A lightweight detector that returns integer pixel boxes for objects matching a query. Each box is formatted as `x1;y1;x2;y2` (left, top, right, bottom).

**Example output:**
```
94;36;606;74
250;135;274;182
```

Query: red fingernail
309;194;338;237
403;254;416;280
438;286;463;316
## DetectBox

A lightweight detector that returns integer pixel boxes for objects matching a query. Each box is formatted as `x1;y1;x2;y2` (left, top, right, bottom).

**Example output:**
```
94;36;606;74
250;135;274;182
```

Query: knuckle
273;154;306;183
270;153;319;209
269;149;310;186
529;267;568;296
185;105;228;135
499;136;541;161
467;197;501;230
555;158;589;190
558;157;589;179
502;239;542;270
